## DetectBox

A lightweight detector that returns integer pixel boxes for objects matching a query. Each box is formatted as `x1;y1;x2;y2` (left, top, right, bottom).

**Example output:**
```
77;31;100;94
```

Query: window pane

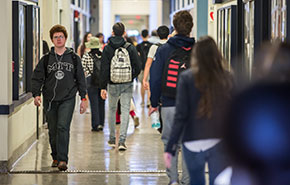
19;5;26;95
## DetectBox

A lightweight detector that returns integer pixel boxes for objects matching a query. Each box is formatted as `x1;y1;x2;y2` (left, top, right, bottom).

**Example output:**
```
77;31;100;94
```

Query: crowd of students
31;9;290;185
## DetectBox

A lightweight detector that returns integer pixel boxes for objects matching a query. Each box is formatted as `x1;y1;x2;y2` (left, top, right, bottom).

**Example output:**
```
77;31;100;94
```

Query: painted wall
196;0;208;39
0;0;12;162
8;100;37;159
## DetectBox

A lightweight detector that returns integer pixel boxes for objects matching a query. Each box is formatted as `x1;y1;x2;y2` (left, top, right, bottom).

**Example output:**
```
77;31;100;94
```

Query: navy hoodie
150;34;195;107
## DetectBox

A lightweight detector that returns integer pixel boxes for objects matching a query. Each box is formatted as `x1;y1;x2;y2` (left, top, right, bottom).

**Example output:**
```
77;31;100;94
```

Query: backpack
88;52;101;87
161;46;192;98
43;52;78;79
139;42;152;70
110;42;132;83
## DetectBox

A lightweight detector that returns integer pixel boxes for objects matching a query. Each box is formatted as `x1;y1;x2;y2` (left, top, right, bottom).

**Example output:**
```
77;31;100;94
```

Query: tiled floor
0;82;184;185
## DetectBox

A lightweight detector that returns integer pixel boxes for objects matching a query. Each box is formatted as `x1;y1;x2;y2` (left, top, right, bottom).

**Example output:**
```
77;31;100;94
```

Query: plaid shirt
81;53;94;77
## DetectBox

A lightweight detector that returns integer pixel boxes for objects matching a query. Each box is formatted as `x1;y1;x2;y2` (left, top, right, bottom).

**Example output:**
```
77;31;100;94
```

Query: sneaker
169;181;179;185
51;160;58;167
108;139;116;147
97;125;103;131
134;117;140;128
57;161;67;171
118;142;127;151
91;128;99;132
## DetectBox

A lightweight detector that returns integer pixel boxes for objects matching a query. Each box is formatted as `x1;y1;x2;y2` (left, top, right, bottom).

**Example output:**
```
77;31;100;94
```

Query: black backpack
161;47;192;98
139;42;152;70
43;52;78;78
88;52;102;87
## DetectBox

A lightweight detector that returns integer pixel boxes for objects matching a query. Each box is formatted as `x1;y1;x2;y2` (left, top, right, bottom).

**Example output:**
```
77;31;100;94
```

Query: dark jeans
44;97;76;163
88;86;105;129
182;142;228;185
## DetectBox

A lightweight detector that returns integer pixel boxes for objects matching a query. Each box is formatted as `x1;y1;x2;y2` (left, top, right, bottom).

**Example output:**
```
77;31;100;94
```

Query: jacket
149;34;195;107
31;47;87;101
100;36;141;89
165;69;230;155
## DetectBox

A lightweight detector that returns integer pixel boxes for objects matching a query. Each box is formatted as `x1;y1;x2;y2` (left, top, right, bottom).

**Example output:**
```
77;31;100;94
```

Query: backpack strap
123;42;131;49
71;52;78;79
43;53;50;78
155;43;162;47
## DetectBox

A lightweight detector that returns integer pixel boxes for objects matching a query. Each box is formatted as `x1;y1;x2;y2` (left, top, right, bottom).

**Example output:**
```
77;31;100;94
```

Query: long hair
80;32;91;57
192;36;232;118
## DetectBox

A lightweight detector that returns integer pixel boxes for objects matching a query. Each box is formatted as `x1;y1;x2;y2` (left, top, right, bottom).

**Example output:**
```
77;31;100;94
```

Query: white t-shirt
147;40;167;59
184;139;221;152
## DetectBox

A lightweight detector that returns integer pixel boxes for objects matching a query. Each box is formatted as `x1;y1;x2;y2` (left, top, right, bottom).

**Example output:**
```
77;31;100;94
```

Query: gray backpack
110;42;132;83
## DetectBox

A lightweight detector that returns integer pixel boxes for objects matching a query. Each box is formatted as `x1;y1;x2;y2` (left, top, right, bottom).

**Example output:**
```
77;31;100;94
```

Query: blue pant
107;83;133;143
182;143;228;185
44;97;76;163
88;86;105;129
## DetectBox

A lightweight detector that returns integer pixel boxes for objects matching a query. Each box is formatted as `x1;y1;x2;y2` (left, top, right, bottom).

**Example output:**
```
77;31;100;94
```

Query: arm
31;57;46;98
129;45;141;79
100;46;111;90
149;47;164;108
165;73;190;155
75;55;87;100
81;54;89;76
77;45;82;57
143;57;153;90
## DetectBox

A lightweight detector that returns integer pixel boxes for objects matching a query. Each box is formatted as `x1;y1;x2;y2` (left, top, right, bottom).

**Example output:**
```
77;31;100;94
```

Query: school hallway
0;82;184;185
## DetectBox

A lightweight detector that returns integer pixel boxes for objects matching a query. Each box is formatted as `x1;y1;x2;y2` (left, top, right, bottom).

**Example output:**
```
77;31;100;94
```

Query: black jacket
100;36;141;89
31;47;87;101
165;69;230;155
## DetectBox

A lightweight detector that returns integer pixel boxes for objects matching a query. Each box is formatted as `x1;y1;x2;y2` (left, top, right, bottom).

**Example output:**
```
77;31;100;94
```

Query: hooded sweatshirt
31;47;87;101
100;36;141;89
150;34;195;107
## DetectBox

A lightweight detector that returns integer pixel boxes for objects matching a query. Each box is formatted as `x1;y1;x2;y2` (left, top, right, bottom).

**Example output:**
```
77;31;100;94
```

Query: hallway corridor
0;83;183;185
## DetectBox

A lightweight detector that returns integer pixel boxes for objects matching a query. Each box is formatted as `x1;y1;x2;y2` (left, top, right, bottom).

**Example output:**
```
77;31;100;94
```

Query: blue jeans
44;97;76;163
107;83;133;143
182;142;228;185
161;107;190;185
88;86;105;129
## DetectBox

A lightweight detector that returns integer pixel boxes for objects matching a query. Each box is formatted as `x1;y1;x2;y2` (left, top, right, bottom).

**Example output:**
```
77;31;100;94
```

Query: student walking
100;22;141;151
31;25;87;171
81;37;105;132
149;10;195;185
136;29;152;107
164;36;232;185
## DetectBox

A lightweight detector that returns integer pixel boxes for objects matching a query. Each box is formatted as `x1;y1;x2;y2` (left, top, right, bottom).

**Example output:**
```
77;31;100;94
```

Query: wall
100;0;162;41
8;100;37;159
0;0;12;163
196;0;208;39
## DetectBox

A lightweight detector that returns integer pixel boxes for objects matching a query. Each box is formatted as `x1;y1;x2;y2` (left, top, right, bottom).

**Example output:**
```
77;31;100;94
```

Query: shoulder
180;69;195;82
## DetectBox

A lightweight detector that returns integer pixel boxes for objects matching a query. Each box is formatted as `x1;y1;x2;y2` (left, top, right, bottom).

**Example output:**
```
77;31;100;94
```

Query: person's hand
164;152;172;169
148;106;158;116
143;80;149;90
101;89;107;100
80;99;88;114
34;96;41;106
